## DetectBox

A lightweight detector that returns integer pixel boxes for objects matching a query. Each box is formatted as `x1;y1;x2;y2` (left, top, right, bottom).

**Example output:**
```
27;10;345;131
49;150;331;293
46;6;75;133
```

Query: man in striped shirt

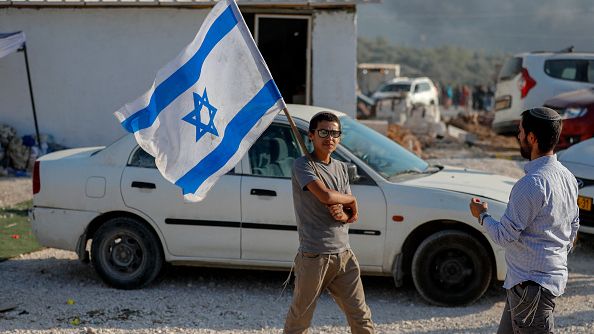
470;107;579;333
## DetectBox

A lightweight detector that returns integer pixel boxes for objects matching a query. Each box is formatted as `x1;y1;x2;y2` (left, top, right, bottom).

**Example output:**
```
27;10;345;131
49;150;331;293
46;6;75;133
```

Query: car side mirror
346;162;360;184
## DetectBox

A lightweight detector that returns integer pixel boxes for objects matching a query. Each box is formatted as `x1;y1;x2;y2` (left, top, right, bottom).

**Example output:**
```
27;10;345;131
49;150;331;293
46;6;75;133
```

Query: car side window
129;147;157;169
331;151;376;186
381;84;395;92
248;124;301;178
301;131;314;153
545;59;594;83
499;56;522;81
129;147;237;174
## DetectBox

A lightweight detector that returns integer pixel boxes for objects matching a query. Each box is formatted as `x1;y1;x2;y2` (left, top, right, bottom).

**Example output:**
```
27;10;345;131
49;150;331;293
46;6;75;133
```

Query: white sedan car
32;104;515;306
558;137;594;235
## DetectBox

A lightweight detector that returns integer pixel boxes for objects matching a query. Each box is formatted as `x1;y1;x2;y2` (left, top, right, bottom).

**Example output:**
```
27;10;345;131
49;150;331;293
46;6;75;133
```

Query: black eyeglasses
316;129;342;138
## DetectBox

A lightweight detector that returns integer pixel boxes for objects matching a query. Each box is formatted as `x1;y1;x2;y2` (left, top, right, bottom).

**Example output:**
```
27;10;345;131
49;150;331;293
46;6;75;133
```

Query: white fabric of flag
0;32;26;59
114;0;285;202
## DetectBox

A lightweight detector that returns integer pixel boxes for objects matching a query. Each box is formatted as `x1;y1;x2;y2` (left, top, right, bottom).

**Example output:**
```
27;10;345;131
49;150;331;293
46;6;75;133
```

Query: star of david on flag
114;0;286;202
182;89;219;142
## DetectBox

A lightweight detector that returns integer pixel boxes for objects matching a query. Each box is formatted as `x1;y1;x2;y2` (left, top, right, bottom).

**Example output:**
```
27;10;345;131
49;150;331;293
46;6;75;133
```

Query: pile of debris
446;110;519;153
447;110;494;137
0;123;64;177
386;124;423;156
385;104;447;157
385;108;519;160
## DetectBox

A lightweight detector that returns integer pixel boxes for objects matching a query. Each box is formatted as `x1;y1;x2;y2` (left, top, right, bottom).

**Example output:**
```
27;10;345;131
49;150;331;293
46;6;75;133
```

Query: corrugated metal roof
0;0;379;7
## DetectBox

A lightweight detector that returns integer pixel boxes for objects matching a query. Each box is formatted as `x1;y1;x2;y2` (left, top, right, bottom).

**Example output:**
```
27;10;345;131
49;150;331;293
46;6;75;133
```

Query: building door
255;15;311;105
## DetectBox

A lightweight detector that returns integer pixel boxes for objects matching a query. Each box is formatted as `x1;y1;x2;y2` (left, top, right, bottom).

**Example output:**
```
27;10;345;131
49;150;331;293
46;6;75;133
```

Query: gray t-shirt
292;155;351;254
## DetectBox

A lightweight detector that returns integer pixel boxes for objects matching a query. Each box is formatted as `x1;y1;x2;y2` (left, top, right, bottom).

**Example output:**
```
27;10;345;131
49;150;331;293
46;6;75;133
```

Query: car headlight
563;107;588;119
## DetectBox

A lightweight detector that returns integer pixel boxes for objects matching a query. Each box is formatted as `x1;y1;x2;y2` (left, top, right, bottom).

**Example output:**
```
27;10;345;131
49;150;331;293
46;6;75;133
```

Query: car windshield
380;83;411;93
339;116;431;180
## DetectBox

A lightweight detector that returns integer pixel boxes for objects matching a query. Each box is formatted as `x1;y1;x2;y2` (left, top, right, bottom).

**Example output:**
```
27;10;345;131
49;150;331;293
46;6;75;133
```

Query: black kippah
528;107;562;121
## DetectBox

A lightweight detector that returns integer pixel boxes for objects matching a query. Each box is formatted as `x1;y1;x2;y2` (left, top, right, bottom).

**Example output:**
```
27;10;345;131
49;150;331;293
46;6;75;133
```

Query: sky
358;0;594;53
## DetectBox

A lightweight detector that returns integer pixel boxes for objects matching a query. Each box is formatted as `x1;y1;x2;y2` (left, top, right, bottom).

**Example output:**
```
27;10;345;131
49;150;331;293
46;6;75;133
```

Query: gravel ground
1;245;593;334
1;160;593;334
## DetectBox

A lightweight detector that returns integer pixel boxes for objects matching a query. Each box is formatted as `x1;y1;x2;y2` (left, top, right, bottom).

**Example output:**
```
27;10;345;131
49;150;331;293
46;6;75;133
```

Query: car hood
558;138;594;178
401;166;516;203
545;88;594;108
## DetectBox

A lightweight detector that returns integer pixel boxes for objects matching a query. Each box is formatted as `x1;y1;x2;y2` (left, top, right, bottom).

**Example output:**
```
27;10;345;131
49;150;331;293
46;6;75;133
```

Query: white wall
311;10;356;117
1;7;211;147
0;7;357;147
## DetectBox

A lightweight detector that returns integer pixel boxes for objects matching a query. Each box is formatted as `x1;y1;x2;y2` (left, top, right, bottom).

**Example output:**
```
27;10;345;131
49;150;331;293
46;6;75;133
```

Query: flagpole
282;108;311;160
21;43;42;150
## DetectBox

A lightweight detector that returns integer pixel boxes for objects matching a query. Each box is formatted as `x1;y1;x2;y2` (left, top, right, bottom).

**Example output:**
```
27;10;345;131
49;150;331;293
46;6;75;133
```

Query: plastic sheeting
0;31;25;59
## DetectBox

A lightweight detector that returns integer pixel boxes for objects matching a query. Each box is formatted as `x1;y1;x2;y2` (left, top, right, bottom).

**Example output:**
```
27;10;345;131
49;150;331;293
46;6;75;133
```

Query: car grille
576;177;594;227
576;177;594;189
580;209;594;228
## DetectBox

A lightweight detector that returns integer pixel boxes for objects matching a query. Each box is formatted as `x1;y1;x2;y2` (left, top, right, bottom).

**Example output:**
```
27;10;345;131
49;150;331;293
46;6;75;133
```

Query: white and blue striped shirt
483;155;580;296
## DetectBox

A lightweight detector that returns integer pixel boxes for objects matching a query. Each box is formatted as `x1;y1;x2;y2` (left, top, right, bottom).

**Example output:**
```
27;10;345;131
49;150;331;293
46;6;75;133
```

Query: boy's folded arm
305;179;355;205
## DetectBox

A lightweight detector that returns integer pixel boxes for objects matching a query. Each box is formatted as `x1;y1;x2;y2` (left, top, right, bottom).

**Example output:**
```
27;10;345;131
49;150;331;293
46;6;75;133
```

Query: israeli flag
114;0;285;202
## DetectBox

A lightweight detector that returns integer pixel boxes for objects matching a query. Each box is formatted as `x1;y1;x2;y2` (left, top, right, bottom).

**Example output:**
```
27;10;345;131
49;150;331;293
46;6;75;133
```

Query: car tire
411;230;492;306
91;217;163;289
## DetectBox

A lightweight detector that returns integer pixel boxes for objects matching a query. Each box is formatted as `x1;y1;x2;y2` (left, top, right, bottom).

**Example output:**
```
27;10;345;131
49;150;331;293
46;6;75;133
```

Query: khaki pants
284;249;375;334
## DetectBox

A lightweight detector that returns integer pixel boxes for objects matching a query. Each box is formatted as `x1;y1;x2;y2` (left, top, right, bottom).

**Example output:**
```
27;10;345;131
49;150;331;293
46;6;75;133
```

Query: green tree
358;37;509;87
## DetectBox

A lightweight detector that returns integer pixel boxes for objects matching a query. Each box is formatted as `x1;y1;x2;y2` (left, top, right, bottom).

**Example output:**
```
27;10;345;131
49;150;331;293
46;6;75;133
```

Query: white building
0;0;376;147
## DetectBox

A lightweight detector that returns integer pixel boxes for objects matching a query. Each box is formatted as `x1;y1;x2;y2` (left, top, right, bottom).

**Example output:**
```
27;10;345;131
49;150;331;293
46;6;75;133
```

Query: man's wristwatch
479;212;491;225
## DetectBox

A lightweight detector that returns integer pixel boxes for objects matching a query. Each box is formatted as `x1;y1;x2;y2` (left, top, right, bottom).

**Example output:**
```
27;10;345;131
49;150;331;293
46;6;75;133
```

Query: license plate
495;96;511;111
578;195;593;211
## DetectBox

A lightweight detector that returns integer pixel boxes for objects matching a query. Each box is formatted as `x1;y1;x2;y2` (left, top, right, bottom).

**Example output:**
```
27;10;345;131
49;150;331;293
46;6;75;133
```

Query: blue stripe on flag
175;80;282;195
121;6;238;133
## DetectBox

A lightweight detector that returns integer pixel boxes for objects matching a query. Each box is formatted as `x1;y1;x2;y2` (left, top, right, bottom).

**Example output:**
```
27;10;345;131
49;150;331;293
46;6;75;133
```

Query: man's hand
469;197;488;219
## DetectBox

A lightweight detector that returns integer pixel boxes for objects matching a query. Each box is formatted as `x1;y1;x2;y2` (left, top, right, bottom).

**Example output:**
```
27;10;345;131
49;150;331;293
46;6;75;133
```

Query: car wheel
411;230;491;306
91;217;163;289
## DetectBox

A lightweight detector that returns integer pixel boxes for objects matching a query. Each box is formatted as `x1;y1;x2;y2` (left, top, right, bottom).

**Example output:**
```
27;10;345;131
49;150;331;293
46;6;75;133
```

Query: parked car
544;88;594;149
31;104;515;306
493;50;594;134
372;77;439;107
558;138;594;235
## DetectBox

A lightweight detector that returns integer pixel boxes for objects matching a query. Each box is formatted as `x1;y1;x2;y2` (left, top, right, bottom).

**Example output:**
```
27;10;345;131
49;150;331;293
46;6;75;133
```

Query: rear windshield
380;83;411;93
544;59;594;83
498;57;523;81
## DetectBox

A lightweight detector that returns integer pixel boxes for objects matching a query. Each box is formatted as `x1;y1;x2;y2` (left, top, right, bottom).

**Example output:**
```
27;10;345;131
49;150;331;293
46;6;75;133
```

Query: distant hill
358;37;508;86
358;0;594;53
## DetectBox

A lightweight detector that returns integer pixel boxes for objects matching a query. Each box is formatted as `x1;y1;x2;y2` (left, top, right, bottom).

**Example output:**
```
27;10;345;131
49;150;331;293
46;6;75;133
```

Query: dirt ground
0;177;32;208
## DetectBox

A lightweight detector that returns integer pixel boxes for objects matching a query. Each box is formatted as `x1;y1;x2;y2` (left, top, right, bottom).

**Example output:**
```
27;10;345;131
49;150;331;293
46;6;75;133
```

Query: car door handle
250;188;276;197
131;181;156;189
